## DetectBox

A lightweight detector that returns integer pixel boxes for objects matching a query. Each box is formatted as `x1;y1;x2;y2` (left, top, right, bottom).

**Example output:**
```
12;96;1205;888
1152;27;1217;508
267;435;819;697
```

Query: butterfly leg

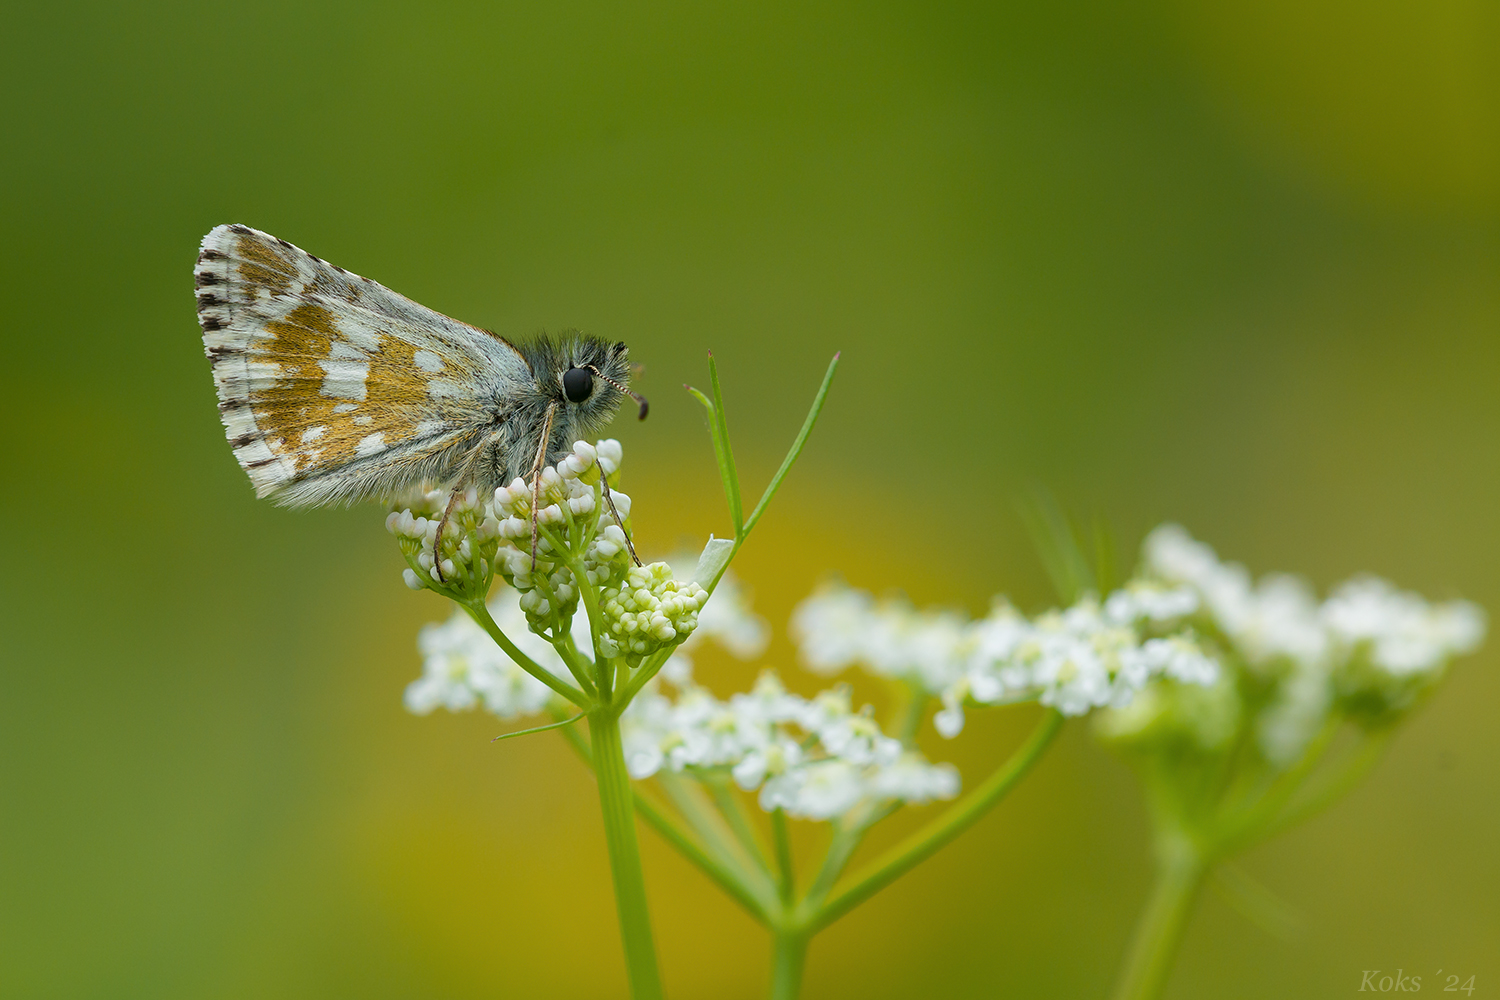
528;402;559;571
600;474;642;567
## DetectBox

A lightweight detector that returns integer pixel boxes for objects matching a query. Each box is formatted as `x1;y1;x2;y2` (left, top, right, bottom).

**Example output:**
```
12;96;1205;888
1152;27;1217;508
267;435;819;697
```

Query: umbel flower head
389;439;708;657
791;577;1219;737
1098;525;1488;765
620;671;959;820
405;592;578;718
404;584;955;822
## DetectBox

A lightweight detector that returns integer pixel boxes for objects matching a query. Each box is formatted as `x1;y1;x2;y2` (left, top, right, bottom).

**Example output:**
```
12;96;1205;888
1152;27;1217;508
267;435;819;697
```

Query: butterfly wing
197;224;531;505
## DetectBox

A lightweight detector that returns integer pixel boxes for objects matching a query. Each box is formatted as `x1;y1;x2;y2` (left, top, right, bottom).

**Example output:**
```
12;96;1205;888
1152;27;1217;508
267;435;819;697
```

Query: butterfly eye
562;366;594;403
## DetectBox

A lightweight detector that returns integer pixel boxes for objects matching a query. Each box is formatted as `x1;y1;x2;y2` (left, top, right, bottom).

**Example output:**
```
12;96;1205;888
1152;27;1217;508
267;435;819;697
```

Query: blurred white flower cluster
1106;525;1488;764
620;672;960;820
1144;525;1485;678
791;581;1218;736
405;594;579;717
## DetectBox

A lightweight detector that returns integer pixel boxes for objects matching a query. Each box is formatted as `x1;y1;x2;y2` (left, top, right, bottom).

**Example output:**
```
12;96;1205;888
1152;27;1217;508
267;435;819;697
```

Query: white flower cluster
403;579;950;820
489;440;635;628
404;593;580;717
1142;525;1485;677
790;582;1218;736
404;563;760;718
621;672;960;820
386;488;501;599
1120;525;1487;763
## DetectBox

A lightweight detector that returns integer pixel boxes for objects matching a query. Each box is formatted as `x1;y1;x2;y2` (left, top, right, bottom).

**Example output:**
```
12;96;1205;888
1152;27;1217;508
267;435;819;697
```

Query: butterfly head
536;335;648;426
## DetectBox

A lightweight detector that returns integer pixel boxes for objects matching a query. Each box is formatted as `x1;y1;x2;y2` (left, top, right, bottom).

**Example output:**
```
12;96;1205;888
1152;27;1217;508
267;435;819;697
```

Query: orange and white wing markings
196;225;528;505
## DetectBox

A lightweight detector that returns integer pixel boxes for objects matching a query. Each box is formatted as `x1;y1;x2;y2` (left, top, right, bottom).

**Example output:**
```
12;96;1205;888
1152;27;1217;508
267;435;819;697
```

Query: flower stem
704;777;774;874
769;930;809;1000
555;712;777;923
1110;839;1207;1000
589;708;666;1000
804;709;1063;933
1250;728;1391;845
465;601;590;709
636;786;778;924
770;808;795;905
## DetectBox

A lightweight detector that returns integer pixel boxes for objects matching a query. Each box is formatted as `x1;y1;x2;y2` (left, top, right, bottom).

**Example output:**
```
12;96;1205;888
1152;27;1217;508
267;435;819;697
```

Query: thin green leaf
687;384;743;536
707;352;743;531
491;712;585;743
1017;488;1095;604
741;352;840;540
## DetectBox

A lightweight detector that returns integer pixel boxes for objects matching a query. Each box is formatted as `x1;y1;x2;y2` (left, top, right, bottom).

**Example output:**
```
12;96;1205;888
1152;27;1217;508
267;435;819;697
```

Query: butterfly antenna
585;365;649;420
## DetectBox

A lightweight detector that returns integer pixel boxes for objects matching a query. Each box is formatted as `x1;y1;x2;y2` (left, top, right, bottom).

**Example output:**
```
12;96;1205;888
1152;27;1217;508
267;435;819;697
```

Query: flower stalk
800;708;1063;934
1110;834;1207;1000
589;706;666;1000
769;930;810;1000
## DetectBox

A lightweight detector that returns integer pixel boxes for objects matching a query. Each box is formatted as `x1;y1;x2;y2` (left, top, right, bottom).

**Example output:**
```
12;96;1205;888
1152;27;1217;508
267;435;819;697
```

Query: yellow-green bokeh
1;1;1495;997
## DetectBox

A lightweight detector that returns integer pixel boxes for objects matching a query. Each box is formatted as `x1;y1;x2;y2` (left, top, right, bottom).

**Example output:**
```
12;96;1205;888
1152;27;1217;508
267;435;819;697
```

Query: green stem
657;774;766;879
771;809;795;905
1215;714;1342;855
803;822;866;911
555;630;600;699
618;646;674;706
804;709;1063;933
1241;728;1392;849
1110;839;1207;1000
889;680;929;744
464;601;590;710
705;778;775;874
769;930;809;1000
635;787;776;925
557;547;611;671
588;709;665;1000
556;714;776;923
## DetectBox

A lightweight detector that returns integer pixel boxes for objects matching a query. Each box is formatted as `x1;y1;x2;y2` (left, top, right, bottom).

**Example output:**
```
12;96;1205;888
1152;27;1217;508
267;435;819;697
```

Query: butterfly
196;224;647;567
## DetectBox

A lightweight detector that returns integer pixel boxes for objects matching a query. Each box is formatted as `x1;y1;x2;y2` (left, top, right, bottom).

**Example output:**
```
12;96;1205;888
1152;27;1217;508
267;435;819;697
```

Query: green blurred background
2;0;1496;996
